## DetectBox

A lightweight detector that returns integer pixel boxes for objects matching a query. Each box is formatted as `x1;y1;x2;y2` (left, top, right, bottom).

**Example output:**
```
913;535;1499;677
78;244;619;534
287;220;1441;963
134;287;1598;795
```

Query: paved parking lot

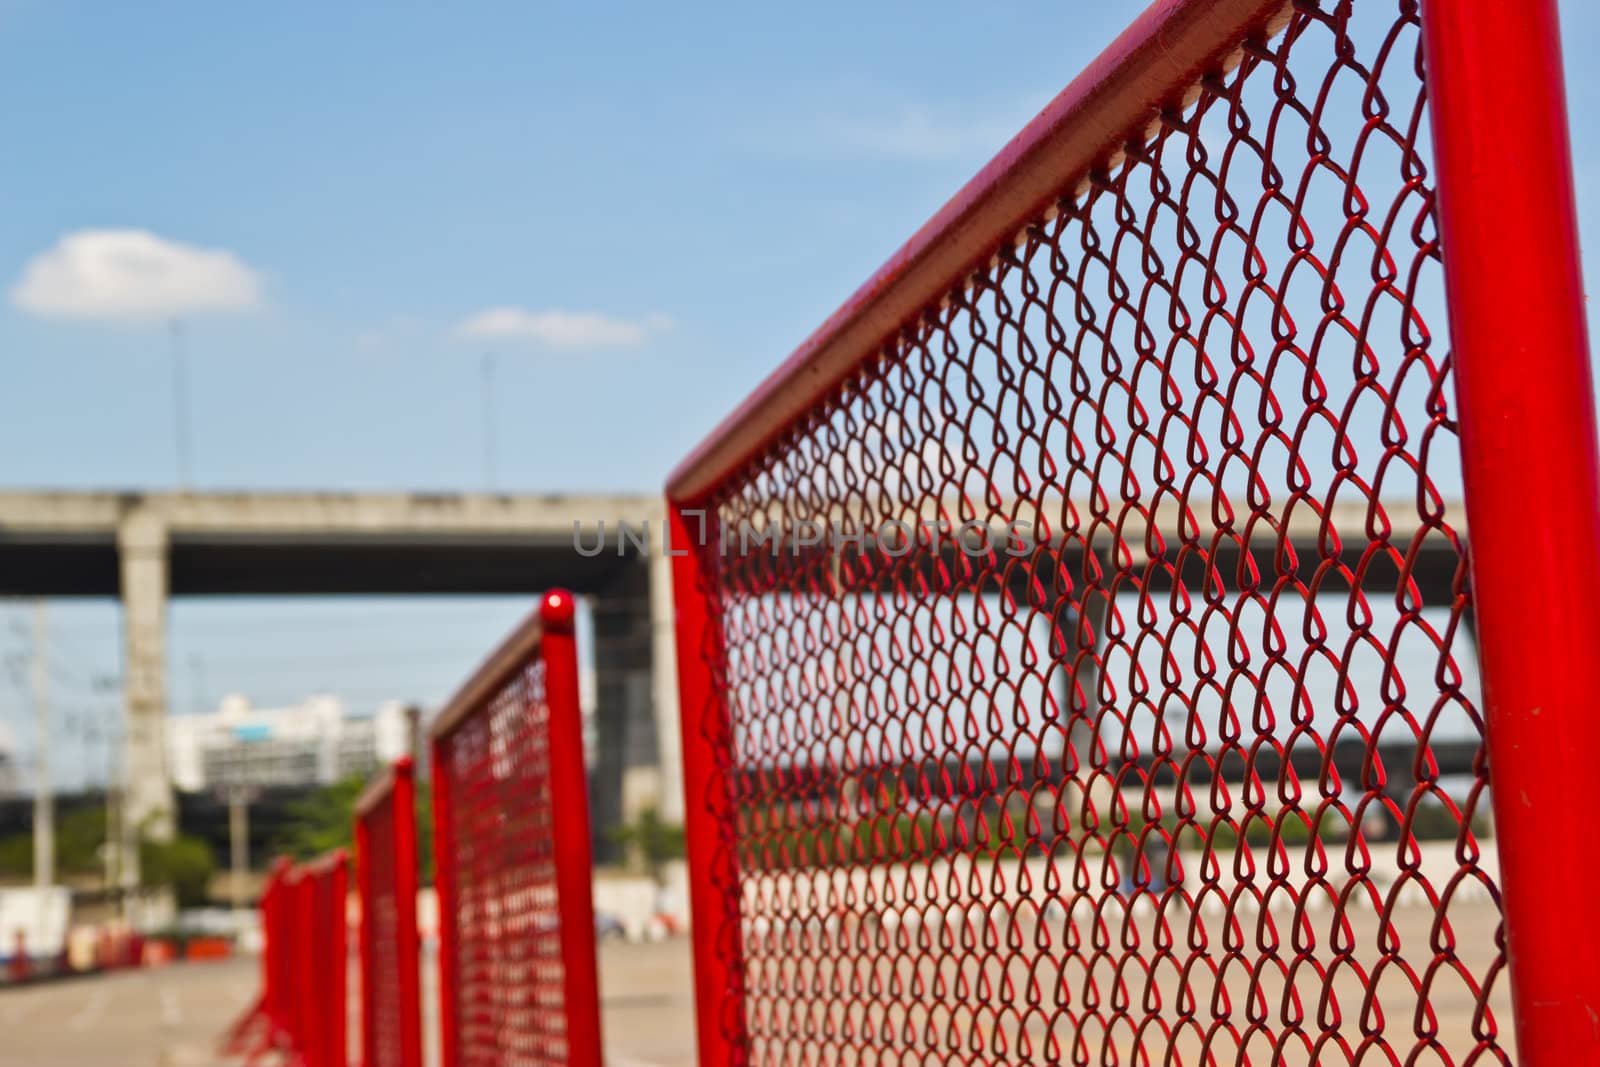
422;939;700;1067
0;939;698;1067
0;912;1512;1066
596;939;699;1067
0;908;1516;1062
0;958;258;1066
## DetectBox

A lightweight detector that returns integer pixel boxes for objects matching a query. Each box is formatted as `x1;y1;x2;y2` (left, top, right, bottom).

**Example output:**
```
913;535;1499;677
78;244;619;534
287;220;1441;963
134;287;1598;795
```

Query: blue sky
0;3;1143;492
2;3;1595;492
0;2;1595;788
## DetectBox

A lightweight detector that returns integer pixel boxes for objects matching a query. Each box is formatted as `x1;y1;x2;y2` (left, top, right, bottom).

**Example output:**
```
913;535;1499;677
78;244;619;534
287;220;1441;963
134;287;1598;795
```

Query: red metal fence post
291;869;314;1061
221;857;293;1058
328;851;348;1067
264;857;292;1046
540;589;604;1067
429;737;460;1067
355;757;423;1067
1422;0;1600;1056
354;809;374;1063
665;503;747;1067
273;851;349;1067
390;760;423;1067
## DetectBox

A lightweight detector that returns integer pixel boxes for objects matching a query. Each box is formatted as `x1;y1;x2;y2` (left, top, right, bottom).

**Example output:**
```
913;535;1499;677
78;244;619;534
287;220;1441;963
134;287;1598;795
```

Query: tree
57;807;110;875
0;805;110;882
0;834;29;878
274;775;367;860
607;807;685;884
140;834;215;908
274;772;434;882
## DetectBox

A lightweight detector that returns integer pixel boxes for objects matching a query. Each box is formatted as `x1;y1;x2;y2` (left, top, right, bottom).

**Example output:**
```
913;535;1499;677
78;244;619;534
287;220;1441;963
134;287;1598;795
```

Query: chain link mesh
255;860;295;1049
359;792;405;1067
434;654;573;1065
684;1;1510;1063
279;854;349;1067
357;764;421;1067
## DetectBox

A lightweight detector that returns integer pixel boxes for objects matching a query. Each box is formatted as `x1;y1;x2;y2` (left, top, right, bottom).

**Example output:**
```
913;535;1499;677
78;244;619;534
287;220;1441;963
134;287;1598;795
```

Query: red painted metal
263;858;294;1053
428;589;603;1067
290;870;315;1061
330;852;350;1067
326;851;350;1067
354;819;372;1060
242;851;348;1067
221;857;295;1061
355;756;424;1067
540;590;605;1065
667;0;1290;504
301;849;350;1067
667;503;747;1067
661;0;1564;1061
1422;0;1600;1057
428;737;460;1067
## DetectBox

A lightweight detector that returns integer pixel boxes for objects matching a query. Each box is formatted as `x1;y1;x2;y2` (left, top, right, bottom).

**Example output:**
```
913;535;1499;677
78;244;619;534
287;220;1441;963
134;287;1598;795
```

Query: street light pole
32;601;53;889
228;786;251;916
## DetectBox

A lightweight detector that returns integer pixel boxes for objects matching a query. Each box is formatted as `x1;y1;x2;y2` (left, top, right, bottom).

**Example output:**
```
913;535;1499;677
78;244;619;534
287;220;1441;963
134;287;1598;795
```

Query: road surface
0;939;698;1067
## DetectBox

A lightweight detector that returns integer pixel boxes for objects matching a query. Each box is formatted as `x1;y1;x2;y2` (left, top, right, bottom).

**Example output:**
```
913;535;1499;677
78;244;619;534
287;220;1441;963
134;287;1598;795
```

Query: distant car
594;912;628;941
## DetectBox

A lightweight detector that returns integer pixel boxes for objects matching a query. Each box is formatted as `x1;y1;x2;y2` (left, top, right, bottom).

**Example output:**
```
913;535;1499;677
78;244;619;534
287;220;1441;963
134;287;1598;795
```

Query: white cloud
11;228;264;321
751;90;1052;163
455;307;672;349
810;108;1019;161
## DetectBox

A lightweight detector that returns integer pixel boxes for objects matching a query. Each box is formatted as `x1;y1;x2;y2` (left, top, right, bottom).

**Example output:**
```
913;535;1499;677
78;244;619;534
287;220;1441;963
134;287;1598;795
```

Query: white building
166;694;418;793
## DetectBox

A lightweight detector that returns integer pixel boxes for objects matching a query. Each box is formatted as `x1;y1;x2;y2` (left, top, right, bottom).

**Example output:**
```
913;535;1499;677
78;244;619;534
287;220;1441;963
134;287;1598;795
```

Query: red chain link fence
220;857;294;1061
355;756;424;1067
226;852;349;1067
429;589;603;1067
289;851;350;1067
666;1;1598;1064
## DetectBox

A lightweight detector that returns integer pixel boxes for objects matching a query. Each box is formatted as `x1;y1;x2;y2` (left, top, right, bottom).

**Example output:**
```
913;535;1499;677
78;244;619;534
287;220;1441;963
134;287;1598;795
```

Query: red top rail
429;598;555;743
666;0;1289;503
353;753;412;820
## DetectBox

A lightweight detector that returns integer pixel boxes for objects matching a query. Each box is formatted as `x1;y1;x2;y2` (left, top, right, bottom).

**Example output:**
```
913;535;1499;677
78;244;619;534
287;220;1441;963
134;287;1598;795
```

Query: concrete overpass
0;489;680;873
1;489;1474;883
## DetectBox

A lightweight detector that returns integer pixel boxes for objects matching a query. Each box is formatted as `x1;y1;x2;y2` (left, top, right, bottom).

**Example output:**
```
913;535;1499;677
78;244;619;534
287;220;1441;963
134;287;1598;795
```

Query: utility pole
105;746;122;911
227;786;252;916
88;676;123;910
105;790;118;889
32;601;53;889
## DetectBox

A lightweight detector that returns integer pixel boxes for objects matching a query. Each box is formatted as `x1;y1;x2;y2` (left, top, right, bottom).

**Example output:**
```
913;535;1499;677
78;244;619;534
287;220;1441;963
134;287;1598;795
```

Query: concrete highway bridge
0;490;1472;874
0;489;679;870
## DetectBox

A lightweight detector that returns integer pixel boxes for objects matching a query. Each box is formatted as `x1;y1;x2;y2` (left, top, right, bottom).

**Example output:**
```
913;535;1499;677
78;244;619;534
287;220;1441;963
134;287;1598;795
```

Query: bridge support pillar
118;507;174;889
591;560;659;860
649;544;684;823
